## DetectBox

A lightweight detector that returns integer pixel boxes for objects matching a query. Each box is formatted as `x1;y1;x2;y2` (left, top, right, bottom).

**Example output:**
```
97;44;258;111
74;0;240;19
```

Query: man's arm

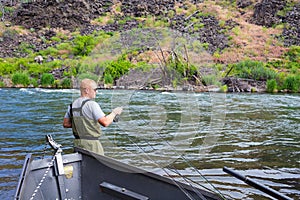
63;117;72;128
98;107;123;127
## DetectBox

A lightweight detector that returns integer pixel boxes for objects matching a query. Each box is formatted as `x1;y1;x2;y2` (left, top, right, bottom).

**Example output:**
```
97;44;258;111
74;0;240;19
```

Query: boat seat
99;182;149;200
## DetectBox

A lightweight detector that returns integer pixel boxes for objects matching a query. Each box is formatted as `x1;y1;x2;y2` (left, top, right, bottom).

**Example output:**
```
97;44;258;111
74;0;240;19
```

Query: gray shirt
64;97;105;121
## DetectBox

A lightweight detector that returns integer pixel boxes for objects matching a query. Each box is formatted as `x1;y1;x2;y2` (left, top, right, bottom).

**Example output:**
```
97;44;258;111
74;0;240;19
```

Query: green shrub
202;75;220;86
17;42;35;55
0;61;18;75
30;78;38;87
284;46;300;63
135;62;155;71
283;75;300;92
251;65;277;80
50;36;61;43
266;79;278;93
43;60;63;69
77;60;102;75
41;73;55;87
61;78;72;88
12;72;30;86
104;74;113;84
28;63;51;77
72;35;97;56
56;42;73;51
167;56;199;82
103;57;132;80
172;78;178;88
40;47;59;57
0;81;4;87
219;85;228;93
232;60;277;81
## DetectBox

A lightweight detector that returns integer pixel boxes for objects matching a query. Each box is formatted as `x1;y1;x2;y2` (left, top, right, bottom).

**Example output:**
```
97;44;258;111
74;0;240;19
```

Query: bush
28;63;50;77
202;75;221;86
30;78;38;87
61;78;72;88
103;57;132;80
104;74;113;84
232;60;277;81
167;56;199;82
0;81;5;87
72;35;97;56
219;85;228;93
40;47;59;57
41;73;55;87
284;46;300;63
12;72;30;86
0;61;18;75
283;75;300;92
266;79;278;93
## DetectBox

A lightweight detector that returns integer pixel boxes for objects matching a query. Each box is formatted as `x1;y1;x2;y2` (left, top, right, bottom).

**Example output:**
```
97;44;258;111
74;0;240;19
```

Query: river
0;88;299;199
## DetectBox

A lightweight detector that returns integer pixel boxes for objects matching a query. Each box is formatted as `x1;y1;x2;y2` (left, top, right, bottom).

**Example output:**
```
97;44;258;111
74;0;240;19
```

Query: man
63;78;123;155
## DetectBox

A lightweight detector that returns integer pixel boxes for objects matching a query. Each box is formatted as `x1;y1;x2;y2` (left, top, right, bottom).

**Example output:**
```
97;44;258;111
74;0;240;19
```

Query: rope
29;149;60;200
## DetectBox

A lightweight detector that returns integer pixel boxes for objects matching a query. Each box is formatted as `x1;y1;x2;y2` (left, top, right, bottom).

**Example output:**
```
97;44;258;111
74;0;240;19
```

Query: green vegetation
0;0;299;93
103;56;133;81
228;60;277;81
266;79;278;93
72;35;98;56
41;73;55;87
283;75;300;92
12;72;30;87
61;78;72;88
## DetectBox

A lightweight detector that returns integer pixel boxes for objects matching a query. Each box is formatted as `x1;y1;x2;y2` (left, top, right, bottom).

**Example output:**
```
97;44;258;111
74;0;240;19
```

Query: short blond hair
80;79;97;92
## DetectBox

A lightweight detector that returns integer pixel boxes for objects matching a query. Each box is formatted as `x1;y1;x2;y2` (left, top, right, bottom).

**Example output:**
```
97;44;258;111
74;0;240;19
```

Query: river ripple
0;88;299;199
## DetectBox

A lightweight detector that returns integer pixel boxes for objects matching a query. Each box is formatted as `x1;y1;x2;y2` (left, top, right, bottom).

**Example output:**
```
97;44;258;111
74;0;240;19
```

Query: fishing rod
114;111;211;200
114;109;227;200
121;131;208;200
223;167;293;200
135;114;226;199
108;89;226;199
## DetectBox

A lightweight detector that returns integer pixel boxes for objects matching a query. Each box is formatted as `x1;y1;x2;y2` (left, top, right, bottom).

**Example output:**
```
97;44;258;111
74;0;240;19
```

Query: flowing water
0;88;299;199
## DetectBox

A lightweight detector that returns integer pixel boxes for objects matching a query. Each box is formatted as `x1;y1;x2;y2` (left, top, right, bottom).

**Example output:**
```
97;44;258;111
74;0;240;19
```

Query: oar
223;167;293;200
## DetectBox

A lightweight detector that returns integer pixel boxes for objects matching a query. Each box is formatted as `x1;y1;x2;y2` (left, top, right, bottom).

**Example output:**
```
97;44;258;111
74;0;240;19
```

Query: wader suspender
70;99;92;139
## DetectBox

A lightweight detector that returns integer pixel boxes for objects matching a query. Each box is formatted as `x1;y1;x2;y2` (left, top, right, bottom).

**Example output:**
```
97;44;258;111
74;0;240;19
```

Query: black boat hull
15;147;222;200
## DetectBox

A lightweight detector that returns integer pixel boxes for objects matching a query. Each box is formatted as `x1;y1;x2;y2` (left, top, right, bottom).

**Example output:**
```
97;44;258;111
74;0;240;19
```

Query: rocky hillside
0;0;299;91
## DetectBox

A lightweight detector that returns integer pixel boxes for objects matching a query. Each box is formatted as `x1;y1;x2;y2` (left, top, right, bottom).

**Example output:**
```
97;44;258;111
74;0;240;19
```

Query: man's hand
112;107;123;115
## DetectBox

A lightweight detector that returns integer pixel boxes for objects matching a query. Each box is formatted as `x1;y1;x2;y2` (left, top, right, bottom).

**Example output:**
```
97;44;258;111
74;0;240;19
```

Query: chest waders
70;99;104;155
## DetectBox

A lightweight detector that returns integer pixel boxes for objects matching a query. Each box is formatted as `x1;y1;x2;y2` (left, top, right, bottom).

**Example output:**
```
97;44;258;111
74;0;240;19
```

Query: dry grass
10;25;31;35
199;0;289;64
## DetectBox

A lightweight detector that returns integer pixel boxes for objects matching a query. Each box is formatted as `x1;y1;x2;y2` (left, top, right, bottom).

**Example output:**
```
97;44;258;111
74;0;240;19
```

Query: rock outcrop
251;0;300;46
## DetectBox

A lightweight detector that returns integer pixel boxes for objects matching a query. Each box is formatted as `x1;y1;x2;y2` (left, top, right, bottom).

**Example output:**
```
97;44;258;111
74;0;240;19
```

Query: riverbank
0;0;299;93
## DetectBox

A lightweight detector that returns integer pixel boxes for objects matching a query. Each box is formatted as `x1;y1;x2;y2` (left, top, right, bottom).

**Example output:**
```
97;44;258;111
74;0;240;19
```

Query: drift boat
14;135;224;200
15;135;293;200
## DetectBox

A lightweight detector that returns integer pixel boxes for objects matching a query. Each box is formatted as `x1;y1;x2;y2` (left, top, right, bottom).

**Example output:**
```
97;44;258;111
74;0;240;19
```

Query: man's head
80;78;98;98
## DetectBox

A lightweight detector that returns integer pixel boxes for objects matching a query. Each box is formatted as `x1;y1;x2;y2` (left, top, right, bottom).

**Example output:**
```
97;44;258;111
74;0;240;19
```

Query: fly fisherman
63;78;123;155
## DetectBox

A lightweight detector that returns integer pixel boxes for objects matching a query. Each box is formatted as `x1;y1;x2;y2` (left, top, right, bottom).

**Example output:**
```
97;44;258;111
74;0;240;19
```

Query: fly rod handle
223;167;293;200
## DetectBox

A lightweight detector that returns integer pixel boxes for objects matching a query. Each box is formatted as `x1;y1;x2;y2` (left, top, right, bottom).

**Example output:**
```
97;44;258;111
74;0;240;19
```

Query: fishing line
119;129;207;200
166;167;216;194
113;111;223;199
133;113;227;200
109;92;226;199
